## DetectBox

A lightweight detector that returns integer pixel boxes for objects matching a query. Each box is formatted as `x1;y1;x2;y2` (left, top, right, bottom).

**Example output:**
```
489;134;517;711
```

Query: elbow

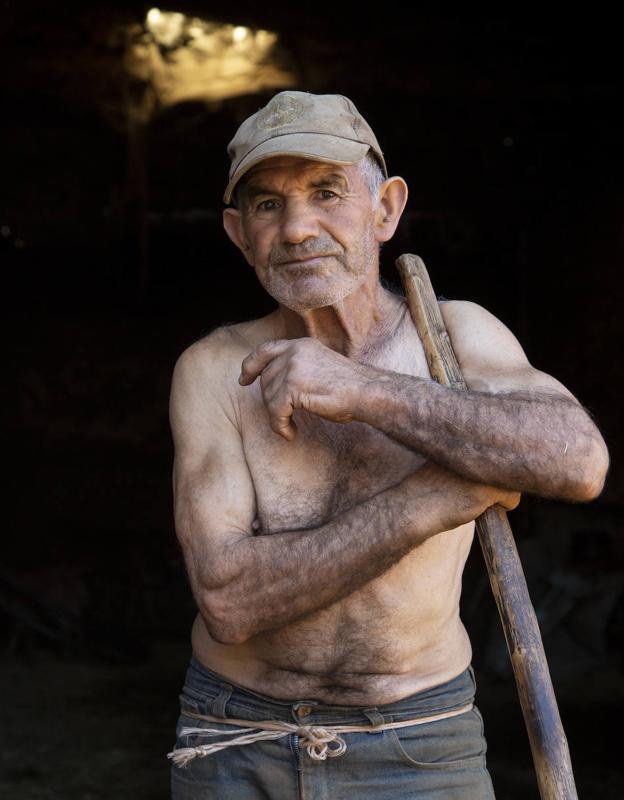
198;587;253;645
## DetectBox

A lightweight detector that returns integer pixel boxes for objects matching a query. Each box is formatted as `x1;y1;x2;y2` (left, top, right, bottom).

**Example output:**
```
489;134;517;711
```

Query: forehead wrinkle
249;159;353;185
309;172;350;190
242;171;351;200
240;181;272;200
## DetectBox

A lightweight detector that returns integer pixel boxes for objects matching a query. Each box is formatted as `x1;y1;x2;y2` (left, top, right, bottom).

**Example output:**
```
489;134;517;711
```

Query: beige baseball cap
224;91;388;204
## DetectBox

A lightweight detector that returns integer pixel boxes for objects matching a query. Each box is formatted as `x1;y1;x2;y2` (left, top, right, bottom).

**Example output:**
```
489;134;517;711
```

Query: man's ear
374;177;408;243
223;208;255;267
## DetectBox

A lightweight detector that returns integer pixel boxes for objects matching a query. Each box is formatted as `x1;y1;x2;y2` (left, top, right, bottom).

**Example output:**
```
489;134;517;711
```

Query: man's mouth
273;254;340;266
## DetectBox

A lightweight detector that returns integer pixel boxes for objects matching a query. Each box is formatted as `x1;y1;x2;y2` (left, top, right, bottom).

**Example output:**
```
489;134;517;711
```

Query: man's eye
256;199;280;212
317;190;337;200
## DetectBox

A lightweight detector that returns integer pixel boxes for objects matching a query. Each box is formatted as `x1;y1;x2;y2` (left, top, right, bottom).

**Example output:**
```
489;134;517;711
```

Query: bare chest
239;334;430;533
244;414;422;533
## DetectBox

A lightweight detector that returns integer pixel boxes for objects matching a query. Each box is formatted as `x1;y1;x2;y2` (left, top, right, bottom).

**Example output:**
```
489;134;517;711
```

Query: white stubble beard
259;222;379;314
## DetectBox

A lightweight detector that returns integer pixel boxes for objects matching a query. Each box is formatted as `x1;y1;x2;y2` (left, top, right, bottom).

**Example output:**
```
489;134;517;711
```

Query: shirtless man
168;92;609;799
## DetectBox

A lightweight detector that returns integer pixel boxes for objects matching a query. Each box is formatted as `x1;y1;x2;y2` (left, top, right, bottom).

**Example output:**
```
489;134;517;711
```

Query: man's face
229;157;381;313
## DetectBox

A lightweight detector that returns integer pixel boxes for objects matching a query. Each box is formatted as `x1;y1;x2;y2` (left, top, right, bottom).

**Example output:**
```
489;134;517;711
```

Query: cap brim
223;133;376;204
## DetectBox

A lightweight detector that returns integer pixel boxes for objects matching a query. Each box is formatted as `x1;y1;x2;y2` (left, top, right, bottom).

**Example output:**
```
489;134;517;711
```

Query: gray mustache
269;238;343;264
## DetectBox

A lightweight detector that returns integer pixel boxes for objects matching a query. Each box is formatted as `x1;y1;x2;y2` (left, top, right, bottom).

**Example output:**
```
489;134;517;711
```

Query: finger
239;340;291;386
258;353;290;393
266;397;298;441
273;414;297;441
498;491;521;512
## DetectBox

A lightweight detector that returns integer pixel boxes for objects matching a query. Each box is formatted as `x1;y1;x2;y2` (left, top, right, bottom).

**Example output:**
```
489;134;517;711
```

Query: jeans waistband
180;656;477;727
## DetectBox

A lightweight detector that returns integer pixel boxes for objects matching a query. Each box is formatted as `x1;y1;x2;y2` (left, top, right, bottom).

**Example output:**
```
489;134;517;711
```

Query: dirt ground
1;639;622;799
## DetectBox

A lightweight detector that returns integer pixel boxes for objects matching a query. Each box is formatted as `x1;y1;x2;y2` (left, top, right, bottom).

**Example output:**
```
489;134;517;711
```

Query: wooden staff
396;253;578;800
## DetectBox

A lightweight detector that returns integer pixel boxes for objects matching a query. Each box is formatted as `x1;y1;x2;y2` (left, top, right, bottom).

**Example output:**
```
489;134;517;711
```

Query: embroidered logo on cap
257;93;305;131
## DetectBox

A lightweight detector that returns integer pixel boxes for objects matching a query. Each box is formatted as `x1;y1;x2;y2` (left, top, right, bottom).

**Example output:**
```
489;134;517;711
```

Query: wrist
350;367;395;424
351;369;429;433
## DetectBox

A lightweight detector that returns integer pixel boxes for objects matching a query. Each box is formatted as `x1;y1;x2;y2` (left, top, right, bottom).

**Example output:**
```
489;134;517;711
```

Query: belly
192;522;475;705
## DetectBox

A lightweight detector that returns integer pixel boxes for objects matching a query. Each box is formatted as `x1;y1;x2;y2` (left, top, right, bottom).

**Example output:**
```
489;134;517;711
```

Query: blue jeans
170;656;495;799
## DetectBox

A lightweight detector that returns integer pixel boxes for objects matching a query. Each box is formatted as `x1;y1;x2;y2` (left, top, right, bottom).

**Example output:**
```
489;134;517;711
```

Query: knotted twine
168;702;473;767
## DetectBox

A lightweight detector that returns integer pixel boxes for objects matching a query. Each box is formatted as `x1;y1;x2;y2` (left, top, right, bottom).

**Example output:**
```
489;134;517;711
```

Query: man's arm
171;329;518;646
239;301;609;502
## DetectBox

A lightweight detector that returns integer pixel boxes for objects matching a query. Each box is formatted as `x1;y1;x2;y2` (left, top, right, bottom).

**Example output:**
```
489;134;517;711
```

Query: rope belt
168;701;473;767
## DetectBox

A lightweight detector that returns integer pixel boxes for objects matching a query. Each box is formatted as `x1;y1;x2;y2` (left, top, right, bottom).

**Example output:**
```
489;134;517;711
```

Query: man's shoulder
436;299;532;384
439;298;491;327
173;312;280;388
439;299;523;354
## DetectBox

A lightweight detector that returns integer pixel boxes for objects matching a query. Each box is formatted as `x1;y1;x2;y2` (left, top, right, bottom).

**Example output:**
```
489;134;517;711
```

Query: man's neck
277;276;405;358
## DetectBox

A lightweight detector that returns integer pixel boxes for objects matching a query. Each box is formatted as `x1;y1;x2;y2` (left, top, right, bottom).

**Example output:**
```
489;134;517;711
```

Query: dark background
1;3;623;798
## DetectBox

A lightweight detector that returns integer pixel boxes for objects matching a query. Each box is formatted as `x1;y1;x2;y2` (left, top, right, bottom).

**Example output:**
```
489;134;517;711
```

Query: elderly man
168;91;608;799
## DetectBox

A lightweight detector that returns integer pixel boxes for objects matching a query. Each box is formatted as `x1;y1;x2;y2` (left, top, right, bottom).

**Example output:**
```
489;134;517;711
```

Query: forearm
199;465;502;644
357;374;609;500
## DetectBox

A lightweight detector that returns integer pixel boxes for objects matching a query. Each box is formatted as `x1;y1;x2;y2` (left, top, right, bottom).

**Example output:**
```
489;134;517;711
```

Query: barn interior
2;3;623;798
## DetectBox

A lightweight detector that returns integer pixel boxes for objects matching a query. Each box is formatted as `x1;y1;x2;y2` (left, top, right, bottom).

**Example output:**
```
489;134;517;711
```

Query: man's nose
280;200;320;244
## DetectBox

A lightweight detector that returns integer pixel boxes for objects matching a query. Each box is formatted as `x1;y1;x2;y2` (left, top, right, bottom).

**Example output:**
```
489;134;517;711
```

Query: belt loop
211;683;233;718
362;707;384;727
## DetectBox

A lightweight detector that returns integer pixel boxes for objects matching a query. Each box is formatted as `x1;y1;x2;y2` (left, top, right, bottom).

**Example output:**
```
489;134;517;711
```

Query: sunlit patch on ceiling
122;8;295;111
